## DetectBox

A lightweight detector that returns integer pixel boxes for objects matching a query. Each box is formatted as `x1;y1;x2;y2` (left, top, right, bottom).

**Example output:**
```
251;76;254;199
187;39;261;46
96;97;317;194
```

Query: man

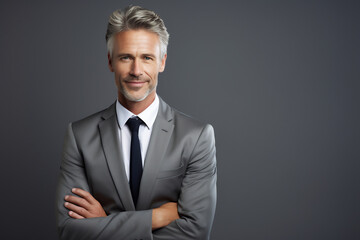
56;6;216;240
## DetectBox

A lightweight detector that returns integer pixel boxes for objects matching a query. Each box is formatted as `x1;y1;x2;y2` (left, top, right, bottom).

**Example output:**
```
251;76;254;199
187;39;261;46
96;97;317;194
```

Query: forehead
112;29;160;55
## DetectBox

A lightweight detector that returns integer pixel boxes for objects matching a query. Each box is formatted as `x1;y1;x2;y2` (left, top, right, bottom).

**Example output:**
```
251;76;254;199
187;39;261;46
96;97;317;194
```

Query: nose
130;59;143;77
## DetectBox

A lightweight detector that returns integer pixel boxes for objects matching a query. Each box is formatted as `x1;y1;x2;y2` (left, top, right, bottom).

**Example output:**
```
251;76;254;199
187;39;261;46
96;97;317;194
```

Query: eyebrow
116;53;157;58
116;53;132;58
142;53;156;58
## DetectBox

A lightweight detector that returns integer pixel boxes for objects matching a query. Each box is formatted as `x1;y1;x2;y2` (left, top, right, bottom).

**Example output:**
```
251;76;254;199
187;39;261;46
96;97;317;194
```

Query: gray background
1;0;359;239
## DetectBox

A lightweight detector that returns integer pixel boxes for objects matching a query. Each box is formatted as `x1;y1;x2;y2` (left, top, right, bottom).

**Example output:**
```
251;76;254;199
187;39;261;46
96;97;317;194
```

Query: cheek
114;63;130;75
114;72;128;82
144;65;160;78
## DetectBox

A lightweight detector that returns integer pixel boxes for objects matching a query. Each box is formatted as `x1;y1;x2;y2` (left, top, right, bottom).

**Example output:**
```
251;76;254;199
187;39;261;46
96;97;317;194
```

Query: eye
120;56;129;60
144;56;153;61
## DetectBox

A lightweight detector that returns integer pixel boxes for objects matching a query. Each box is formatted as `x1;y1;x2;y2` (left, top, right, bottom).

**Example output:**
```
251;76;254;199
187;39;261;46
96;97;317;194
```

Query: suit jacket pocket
156;163;186;179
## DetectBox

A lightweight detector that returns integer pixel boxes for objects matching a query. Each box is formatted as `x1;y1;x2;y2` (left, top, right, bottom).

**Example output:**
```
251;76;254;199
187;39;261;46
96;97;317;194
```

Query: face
108;29;167;104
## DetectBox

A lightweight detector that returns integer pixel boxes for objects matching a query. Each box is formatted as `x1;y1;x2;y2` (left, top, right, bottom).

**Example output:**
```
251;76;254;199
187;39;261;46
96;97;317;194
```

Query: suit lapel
99;103;135;211
137;98;174;210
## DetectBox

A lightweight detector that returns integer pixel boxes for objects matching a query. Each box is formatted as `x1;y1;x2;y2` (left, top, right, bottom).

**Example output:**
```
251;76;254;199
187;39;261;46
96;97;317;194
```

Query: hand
64;188;107;219
152;202;180;230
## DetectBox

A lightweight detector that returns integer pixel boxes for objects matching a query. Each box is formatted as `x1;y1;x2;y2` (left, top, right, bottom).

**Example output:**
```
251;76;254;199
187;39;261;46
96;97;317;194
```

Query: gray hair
106;6;169;59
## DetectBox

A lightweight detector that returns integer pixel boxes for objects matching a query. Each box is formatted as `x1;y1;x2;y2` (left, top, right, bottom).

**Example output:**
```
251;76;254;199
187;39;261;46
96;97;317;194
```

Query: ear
107;52;114;72
159;53;167;72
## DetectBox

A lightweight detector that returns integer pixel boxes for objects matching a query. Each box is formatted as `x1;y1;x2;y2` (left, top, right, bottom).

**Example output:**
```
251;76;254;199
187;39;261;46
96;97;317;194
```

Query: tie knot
126;117;143;133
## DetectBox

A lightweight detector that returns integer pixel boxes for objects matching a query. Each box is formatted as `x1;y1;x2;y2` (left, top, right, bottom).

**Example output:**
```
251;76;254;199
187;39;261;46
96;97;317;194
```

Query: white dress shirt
115;95;159;181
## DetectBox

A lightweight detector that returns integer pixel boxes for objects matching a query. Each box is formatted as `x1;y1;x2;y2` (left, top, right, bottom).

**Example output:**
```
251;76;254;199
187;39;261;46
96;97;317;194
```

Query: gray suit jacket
56;97;217;240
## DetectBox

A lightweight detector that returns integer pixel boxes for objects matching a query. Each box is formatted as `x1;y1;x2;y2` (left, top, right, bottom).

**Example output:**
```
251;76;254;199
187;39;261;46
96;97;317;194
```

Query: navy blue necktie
126;117;143;206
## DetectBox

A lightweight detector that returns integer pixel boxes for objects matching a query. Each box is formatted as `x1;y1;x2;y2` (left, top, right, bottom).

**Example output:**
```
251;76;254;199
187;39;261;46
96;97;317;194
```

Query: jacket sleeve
56;123;153;240
152;124;217;240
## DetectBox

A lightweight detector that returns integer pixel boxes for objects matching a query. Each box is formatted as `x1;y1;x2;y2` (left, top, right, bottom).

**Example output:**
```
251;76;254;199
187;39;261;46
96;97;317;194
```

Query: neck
118;91;156;115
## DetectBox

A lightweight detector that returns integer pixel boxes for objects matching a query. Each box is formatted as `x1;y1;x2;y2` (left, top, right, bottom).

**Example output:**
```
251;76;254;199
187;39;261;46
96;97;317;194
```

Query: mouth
124;80;147;88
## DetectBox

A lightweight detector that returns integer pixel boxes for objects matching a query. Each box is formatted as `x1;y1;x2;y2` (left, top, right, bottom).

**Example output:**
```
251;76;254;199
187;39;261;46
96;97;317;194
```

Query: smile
125;81;147;87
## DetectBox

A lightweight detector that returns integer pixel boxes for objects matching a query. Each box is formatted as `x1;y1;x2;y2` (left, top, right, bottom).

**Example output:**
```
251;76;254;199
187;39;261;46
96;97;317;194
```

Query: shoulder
70;102;116;133
173;108;210;130
168;105;216;165
165;102;215;143
159;97;214;134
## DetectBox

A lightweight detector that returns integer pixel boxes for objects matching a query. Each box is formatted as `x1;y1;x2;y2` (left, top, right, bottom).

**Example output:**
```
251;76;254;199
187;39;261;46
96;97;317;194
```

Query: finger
68;210;84;219
64;202;90;218
72;188;96;204
65;195;90;210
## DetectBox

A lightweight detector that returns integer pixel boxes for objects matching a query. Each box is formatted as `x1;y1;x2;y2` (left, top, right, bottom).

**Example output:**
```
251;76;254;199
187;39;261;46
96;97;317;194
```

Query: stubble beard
119;77;157;102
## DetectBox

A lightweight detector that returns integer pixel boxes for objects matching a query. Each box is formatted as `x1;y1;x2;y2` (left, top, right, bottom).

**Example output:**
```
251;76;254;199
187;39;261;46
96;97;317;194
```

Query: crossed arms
56;123;217;240
63;187;179;230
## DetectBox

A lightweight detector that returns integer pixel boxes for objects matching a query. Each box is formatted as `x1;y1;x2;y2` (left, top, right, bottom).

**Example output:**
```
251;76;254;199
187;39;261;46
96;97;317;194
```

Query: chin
120;85;156;103
129;95;148;102
123;90;150;102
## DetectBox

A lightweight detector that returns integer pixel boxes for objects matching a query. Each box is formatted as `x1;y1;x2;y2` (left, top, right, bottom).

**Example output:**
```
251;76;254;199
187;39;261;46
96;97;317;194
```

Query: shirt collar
116;94;159;130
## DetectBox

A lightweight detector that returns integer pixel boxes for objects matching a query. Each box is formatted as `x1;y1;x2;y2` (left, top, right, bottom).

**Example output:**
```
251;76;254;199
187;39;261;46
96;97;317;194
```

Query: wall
1;0;359;239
